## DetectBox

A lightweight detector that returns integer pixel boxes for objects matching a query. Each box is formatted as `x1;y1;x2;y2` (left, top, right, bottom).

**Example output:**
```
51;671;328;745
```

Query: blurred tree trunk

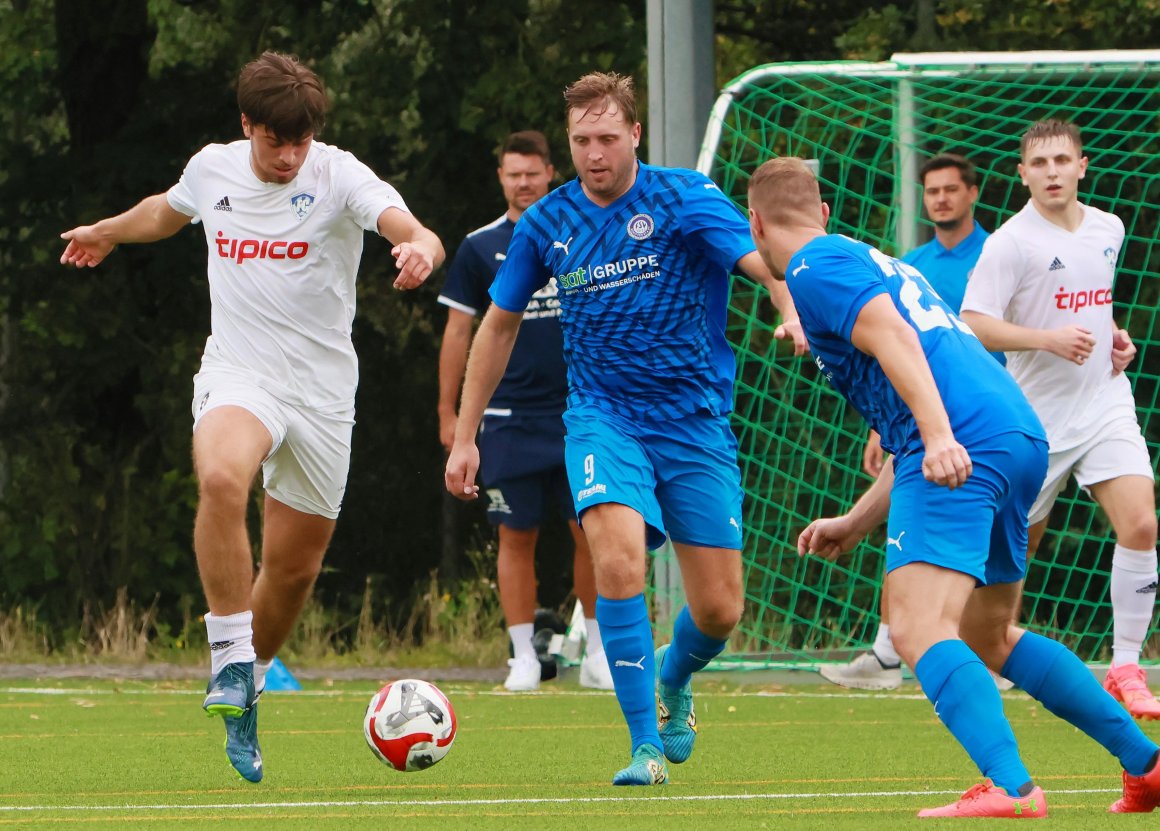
55;0;152;150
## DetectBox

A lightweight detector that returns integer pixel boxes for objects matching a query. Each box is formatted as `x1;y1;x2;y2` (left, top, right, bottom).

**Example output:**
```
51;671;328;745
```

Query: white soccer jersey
962;201;1136;451
167;140;408;411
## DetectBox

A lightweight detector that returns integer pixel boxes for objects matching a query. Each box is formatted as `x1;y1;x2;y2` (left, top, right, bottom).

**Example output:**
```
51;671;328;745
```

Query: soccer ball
363;679;457;771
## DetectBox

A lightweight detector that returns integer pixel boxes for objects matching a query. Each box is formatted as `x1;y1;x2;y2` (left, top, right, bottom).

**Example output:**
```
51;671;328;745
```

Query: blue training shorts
478;413;574;529
562;402;744;551
885;431;1049;585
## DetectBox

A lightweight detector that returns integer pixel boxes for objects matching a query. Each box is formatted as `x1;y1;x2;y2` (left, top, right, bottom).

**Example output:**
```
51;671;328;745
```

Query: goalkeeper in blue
445;72;806;786
747;156;1160;817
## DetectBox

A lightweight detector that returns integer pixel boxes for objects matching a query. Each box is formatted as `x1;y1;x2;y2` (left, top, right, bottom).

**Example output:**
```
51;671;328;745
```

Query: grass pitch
1;674;1155;829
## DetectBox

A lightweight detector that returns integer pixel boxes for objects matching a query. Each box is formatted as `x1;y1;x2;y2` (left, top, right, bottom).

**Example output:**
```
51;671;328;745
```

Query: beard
933;216;966;232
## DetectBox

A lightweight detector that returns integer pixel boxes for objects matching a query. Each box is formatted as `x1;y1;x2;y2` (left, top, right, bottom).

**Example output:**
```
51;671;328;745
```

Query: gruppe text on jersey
556;254;661;291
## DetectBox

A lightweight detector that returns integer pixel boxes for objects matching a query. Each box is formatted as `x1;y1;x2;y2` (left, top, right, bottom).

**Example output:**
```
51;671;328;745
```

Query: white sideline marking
0;686;939;701
0;788;1119;813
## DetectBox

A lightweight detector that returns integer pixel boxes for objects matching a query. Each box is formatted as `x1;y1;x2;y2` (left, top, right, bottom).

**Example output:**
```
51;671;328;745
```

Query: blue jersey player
828;153;1002;692
446;72;806;786
748;156;1160;817
437;131;609;693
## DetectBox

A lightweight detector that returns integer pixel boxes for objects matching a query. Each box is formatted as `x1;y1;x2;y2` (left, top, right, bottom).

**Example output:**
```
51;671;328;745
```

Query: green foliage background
0;0;1151;646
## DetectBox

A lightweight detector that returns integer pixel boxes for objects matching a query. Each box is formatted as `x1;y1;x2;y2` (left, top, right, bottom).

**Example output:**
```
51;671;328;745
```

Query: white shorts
192;367;354;519
1029;416;1154;524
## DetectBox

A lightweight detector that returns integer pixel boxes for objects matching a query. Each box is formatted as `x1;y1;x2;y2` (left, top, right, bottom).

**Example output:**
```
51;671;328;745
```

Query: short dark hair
563;72;638;127
237;51;328;142
1020;118;1083;159
919;153;977;189
498;131;551;165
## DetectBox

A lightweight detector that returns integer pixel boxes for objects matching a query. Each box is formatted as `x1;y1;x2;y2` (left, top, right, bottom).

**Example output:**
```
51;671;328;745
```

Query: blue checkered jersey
437;215;567;416
786;234;1044;459
490;163;755;421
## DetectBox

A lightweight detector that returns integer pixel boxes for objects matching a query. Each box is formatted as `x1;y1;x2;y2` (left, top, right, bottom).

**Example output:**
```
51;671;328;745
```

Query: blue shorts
563;403;744;551
479;414;574;529
885;431;1049;585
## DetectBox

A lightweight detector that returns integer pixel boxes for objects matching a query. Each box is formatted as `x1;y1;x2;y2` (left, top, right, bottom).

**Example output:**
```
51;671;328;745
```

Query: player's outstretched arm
736;251;808;355
444;305;522;501
60;194;192;268
960;310;1094;365
851;295;971;489
799;457;894;559
376;207;445;291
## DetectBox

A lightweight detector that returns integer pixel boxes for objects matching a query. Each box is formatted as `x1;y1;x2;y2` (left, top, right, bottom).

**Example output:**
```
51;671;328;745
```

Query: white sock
253;657;273;693
872;623;901;667
509;623;536;661
585;617;604;656
205;610;256;676
1111;544;1158;666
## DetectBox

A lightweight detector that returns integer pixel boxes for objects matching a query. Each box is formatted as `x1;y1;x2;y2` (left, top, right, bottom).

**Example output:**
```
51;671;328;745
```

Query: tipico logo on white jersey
290;192;315;220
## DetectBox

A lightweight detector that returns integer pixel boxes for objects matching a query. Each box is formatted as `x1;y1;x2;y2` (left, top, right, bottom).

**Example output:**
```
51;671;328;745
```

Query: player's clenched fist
444;441;481;501
922;437;972;489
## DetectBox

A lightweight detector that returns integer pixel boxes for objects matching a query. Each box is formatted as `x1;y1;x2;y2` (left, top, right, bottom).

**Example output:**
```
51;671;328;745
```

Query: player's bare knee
691;602;741;638
196;465;251;508
1115;512;1158;551
592;552;645;596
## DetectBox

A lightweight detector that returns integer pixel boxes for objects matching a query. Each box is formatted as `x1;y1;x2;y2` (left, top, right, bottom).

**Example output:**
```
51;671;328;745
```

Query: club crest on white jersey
291;192;316;220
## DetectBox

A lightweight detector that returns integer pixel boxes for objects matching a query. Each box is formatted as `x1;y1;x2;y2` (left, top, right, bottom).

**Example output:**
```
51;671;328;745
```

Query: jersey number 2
870;249;973;335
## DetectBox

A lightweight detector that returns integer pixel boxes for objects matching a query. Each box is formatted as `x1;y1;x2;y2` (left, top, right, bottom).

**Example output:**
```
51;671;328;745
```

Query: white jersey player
59;51;445;781
961;118;1158;720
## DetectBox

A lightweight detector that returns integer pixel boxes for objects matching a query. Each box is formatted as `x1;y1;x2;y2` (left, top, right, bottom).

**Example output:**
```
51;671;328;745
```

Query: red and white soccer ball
363;679;457;772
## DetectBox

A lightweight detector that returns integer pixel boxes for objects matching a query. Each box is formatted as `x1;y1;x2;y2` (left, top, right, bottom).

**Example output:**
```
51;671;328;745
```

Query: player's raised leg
961;580;1160;814
585;502;667;786
657;544;742;763
1091;474;1160;719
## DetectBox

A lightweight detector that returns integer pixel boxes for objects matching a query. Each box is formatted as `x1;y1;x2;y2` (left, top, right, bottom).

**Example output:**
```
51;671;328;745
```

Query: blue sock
1002;630;1158;776
595;594;661;754
661;606;728;689
915;639;1030;795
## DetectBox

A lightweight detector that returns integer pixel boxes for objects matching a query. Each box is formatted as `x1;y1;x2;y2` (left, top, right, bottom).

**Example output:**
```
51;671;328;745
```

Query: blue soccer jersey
903;222;1004;367
438;215;568;416
902;220;989;315
490;163;756;422
786;234;1043;458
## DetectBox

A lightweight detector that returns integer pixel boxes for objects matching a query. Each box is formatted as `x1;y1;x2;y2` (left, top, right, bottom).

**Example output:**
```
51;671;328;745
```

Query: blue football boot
655;644;698;763
611;743;668;786
204;662;263;782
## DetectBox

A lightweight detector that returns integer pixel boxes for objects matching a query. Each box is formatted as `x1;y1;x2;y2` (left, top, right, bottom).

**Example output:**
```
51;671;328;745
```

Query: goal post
679;50;1160;667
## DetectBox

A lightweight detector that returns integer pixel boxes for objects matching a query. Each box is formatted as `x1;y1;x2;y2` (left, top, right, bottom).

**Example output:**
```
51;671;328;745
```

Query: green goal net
676;50;1160;667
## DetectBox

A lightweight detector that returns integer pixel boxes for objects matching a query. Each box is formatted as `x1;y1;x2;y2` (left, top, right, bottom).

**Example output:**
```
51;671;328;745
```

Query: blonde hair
748;157;822;226
563;72;637;126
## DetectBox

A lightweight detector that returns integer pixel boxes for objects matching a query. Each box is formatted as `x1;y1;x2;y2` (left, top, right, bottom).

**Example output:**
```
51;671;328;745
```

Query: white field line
0;686;935;700
0;788;1119;813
